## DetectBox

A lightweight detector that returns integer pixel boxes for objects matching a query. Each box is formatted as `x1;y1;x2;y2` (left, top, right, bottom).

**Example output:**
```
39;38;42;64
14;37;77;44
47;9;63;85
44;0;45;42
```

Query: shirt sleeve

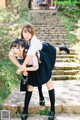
27;35;42;56
32;55;39;69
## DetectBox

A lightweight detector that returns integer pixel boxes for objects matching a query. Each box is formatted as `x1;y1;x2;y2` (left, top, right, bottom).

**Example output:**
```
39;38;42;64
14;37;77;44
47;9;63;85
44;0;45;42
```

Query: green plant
39;109;49;115
0;0;29;105
0;59;21;104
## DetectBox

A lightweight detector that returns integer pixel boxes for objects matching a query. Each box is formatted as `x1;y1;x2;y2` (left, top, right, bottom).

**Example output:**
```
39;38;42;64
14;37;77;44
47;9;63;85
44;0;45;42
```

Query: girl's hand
20;65;26;72
22;71;28;76
16;65;26;74
16;69;22;74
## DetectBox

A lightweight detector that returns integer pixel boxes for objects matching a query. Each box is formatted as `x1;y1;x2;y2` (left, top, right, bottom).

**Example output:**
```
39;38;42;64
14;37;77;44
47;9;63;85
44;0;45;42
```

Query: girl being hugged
9;22;70;120
10;38;39;75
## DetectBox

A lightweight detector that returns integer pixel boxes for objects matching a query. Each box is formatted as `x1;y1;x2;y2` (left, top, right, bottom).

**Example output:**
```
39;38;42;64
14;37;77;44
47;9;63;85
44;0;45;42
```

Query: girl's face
11;45;24;57
22;27;32;42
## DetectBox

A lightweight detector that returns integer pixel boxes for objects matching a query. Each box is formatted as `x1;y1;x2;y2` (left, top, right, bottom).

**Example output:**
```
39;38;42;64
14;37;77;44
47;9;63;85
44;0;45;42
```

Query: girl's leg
21;85;33;120
56;45;70;54
46;79;55;120
38;86;45;106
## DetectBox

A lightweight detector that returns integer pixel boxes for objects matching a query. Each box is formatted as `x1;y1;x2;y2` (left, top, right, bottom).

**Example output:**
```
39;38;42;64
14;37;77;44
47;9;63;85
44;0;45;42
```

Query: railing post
51;0;53;7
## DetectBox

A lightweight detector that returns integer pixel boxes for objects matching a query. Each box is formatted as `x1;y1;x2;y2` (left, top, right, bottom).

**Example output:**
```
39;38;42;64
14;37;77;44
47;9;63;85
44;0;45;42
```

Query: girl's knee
28;85;34;91
56;47;60;54
46;79;54;90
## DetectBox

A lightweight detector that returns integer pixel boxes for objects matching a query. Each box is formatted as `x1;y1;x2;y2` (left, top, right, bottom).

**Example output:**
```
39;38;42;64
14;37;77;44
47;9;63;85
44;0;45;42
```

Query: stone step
42;41;70;46
6;113;80;120
51;75;80;80
36;32;65;35
38;36;70;41
35;28;68;34
8;114;80;120
35;26;63;29
4;80;80;114
29;9;57;13
35;27;67;33
36;33;67;37
36;31;68;37
55;62;80;70
40;41;71;47
58;51;77;55
35;24;66;28
35;23;64;26
31;19;62;24
35;26;66;30
52;70;80;75
32;22;65;26
35;27;66;31
29;14;58;23
40;42;70;47
40;39;69;42
32;20;62;24
56;58;76;62
56;55;77;59
52;62;80;80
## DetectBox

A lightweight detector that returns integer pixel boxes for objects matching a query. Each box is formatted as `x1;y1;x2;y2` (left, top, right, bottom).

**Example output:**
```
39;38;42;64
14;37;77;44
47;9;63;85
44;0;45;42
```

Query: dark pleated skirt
41;41;56;70
28;42;56;86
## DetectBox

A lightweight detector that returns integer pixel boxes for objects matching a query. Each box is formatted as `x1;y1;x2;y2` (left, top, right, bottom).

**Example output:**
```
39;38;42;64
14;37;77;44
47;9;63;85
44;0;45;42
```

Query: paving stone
10;114;80;120
4;80;80;114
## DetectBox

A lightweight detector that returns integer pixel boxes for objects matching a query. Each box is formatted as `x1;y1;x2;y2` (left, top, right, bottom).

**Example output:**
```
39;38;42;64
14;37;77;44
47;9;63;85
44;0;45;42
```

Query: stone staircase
29;10;80;80
4;10;80;115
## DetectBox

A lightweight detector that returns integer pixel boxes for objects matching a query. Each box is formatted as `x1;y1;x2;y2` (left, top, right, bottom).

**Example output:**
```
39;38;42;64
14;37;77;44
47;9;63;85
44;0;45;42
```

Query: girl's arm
19;36;42;71
16;65;38;75
16;55;39;74
25;66;38;71
9;55;21;68
25;55;39;71
23;55;33;66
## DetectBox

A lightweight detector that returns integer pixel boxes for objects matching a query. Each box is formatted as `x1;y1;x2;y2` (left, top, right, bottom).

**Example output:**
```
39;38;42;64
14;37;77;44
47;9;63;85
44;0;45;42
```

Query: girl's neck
19;53;24;59
26;39;31;44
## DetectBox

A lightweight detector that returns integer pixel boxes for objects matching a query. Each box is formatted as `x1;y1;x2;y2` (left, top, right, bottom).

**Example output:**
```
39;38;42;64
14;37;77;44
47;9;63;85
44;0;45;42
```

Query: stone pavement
4;80;80;114
10;114;80;120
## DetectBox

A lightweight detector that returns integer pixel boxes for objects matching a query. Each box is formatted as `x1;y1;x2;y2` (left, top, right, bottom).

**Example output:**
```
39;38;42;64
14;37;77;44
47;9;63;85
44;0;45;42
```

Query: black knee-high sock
38;86;44;100
49;89;55;113
23;91;32;114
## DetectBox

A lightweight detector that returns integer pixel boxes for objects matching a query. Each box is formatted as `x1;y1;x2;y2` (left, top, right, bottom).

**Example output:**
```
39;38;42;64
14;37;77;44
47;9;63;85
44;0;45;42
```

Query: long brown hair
21;22;35;39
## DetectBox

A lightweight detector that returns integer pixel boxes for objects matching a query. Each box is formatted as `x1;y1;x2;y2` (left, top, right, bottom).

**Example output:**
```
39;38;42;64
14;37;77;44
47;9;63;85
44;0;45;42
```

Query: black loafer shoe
21;114;28;120
59;45;70;54
39;98;45;106
63;46;70;54
48;111;55;120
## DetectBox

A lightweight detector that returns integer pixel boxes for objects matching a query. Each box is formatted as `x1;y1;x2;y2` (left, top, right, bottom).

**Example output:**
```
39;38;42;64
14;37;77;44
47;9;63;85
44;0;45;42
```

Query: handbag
20;76;28;92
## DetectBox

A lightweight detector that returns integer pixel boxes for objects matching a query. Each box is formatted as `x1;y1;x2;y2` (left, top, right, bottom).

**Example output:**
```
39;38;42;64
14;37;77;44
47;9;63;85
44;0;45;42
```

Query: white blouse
27;35;42;56
28;55;39;69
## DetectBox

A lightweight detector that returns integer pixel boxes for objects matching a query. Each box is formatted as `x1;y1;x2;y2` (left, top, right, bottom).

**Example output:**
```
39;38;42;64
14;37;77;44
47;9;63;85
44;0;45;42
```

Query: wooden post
51;0;53;7
0;0;7;8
